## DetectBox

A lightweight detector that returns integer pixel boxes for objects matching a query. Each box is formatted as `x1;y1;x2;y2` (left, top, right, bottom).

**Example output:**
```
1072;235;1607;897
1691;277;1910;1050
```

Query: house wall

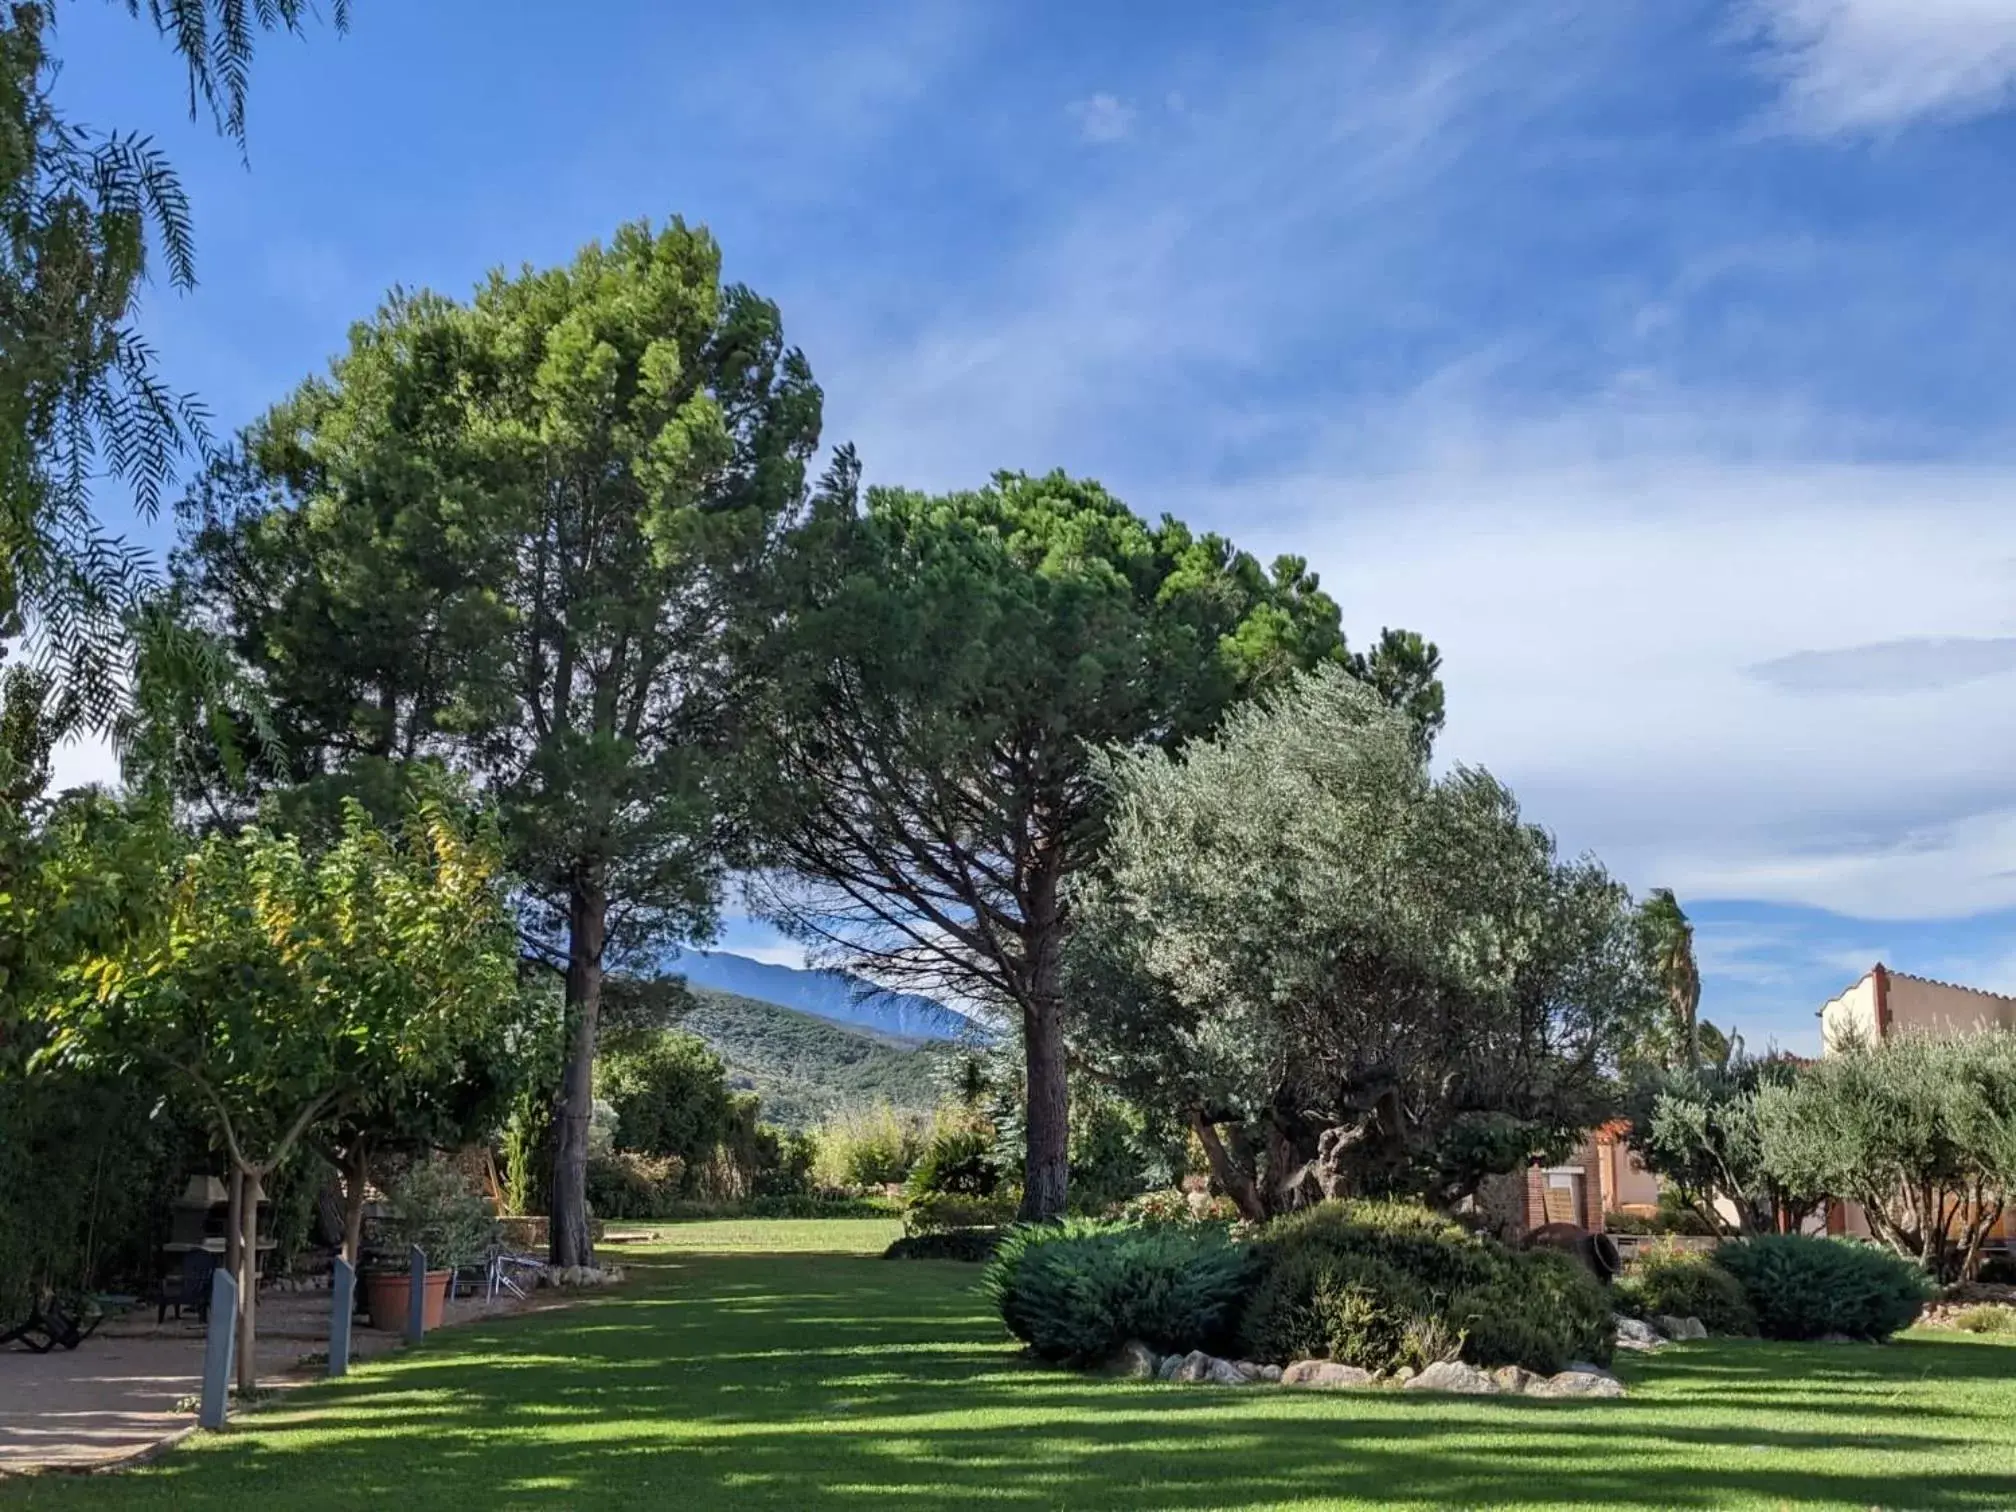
1885;975;2014;1036
1600;1136;1663;1212
1819;972;1882;1052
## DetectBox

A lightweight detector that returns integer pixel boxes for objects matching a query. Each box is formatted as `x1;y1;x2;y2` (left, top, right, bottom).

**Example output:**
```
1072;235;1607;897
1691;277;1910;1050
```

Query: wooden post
198;1267;239;1430
328;1258;355;1377
406;1245;427;1343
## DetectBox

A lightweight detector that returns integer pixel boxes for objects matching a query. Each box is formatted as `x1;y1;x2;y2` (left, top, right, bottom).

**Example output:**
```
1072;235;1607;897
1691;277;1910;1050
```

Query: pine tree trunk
550;872;607;1268
1019;991;1070;1221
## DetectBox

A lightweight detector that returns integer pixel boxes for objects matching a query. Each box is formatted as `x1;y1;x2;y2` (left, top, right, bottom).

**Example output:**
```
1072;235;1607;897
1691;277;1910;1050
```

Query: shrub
812;1104;925;1189
904;1118;1001;1200
1452;1250;1614;1374
1118;1188;1242;1226
750;1126;817;1199
1261;1200;1503;1297
584;1151;688;1220
1615;1241;1756;1336
380;1161;497;1268
1068;1095;1152;1214
984;1220;1259;1365
885;1229;1003;1262
599;1033;732;1164
1949;1305;2016;1335
1238;1246;1437;1372
1713;1234;1931;1341
904;1192;1020;1235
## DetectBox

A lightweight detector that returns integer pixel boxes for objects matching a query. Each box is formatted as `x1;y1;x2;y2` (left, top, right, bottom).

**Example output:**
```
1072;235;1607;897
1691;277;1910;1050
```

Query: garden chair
482;1243;544;1302
156;1248;218;1325
3;1292;107;1353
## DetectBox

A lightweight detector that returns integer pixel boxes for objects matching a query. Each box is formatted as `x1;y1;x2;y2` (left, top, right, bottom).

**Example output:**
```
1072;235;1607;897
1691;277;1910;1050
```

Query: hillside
672;987;952;1130
663;950;980;1041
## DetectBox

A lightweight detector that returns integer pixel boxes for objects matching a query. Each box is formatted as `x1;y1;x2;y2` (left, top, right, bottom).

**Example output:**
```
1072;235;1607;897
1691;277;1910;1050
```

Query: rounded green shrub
1238;1245;1438;1373
904;1122;1001;1200
1452;1249;1614;1374
1713;1235;1931;1341
1259;1200;1503;1297
1616;1241;1756;1336
983;1219;1258;1365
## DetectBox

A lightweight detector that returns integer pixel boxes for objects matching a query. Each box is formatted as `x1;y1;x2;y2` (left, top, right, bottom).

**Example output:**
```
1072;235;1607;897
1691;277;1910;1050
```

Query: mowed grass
5;1218;2015;1511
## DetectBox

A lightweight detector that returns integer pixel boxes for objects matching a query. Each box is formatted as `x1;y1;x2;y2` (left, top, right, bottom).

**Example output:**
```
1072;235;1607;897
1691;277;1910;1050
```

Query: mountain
674;988;949;1130
663;950;979;1042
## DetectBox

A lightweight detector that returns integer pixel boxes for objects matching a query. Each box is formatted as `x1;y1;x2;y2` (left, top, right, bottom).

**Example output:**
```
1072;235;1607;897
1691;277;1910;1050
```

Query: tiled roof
1883;965;2016;1002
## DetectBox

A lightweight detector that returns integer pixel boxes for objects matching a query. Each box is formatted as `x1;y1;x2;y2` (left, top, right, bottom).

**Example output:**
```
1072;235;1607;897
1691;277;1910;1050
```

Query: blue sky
44;0;2016;1050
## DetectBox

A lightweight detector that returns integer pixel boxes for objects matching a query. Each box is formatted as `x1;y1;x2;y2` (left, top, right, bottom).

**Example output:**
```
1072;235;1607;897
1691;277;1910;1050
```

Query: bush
584;1151;688;1220
904;1118;1001;1200
380;1161;497;1268
1067;1095;1152;1215
1949;1305;2016;1335
1713;1234;1931;1341
904;1192;1020;1235
984;1220;1259;1365
750;1125;817;1199
1118;1188;1241;1226
1615;1241;1757;1336
1452;1250;1614;1374
885;1229;1003;1262
812;1104;925;1189
1261;1200;1504;1297
599;1033;732;1164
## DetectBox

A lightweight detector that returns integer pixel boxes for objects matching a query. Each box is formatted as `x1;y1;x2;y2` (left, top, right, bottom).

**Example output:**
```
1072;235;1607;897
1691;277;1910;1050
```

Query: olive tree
1066;666;1656;1220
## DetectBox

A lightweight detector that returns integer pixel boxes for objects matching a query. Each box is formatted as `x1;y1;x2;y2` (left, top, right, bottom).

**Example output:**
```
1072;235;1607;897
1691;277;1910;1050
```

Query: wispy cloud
1741;0;2016;136
1747;635;2016;694
1069;92;1136;143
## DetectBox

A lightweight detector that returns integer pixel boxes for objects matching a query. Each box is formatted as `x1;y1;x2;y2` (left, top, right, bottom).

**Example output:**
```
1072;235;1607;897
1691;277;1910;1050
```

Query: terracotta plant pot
363;1267;452;1331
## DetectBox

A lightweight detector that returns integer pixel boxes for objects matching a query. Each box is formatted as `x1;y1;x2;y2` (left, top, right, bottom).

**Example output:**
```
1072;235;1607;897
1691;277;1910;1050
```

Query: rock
1104;1340;1160;1379
1170;1350;1216;1383
1282;1360;1377;1389
1257;1364;1283;1383
1491;1365;1538;1395
1205;1357;1254;1386
1155;1354;1184;1382
1653;1314;1708;1341
1531;1367;1626;1399
1403;1360;1499;1394
1392;1366;1417;1385
1613;1314;1665;1352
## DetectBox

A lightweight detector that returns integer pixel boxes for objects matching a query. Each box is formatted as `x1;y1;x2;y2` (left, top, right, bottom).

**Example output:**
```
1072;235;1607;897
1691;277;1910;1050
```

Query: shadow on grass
5;1248;2013;1511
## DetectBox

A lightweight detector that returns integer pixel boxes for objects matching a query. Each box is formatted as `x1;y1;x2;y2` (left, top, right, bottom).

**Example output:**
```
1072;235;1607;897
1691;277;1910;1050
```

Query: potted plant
363;1161;498;1331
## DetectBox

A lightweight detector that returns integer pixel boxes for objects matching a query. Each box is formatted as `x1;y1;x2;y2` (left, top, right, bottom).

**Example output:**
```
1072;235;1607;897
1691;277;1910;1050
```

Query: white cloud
1743;0;2016;135
1069;92;1136;143
49;731;121;793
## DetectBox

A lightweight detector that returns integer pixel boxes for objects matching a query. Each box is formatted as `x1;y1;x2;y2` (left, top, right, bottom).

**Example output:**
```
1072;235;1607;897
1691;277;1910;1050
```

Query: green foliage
1757;1032;2016;1281
1067;1093;1152;1215
599;1032;734;1165
1239;1246;1435;1372
884;1229;1002;1262
1068;666;1654;1215
1615;1241;1758;1336
1712;1234;1931;1341
984;1219;1259;1365
1119;1188;1242;1226
1626;1055;1807;1237
1451;1250;1615;1375
380;1161;498;1270
905;1115;1003;1201
1259;1200;1503;1298
750;1125;818;1199
1948;1305;2015;1335
812;1104;925;1189
585;1151;688;1221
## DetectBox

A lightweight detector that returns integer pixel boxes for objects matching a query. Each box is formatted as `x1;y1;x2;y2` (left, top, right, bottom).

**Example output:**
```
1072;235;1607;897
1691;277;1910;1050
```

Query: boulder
1256;1364;1283;1383
1282;1360;1377;1389
1490;1365;1538;1395
1205;1357;1255;1386
1104;1340;1161;1379
1531;1367;1626;1399
1170;1350;1216;1383
1155;1353;1184;1382
1391;1366;1417;1385
1654;1315;1708;1342
1613;1314;1665;1352
1403;1360;1500;1395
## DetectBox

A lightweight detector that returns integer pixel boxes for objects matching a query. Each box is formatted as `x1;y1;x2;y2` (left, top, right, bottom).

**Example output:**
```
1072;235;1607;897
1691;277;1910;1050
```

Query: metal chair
157;1248;219;1324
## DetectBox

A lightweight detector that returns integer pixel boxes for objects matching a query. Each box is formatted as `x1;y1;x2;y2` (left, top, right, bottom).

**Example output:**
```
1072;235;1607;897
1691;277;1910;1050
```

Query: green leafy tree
1066;667;1656;1220
174;219;824;1264
745;471;1413;1219
2;1;344;724
1635;889;1704;1071
1624;1055;1811;1237
1756;1032;2016;1282
33;790;519;1388
597;1030;733;1166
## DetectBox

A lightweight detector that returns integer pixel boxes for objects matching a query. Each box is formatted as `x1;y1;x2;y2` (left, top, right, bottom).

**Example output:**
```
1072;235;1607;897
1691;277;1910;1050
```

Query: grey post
198;1266;240;1430
406;1245;427;1343
328;1257;355;1377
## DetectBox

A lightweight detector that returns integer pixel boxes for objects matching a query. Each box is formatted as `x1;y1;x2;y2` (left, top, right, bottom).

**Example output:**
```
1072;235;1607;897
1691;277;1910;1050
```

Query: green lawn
6;1218;2014;1510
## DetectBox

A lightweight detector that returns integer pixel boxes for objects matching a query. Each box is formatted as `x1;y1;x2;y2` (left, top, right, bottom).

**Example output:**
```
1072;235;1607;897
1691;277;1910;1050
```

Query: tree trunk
235;1166;262;1395
1191;1112;1266;1223
338;1142;370;1267
225;1165;244;1283
1019;993;1070;1221
550;871;607;1268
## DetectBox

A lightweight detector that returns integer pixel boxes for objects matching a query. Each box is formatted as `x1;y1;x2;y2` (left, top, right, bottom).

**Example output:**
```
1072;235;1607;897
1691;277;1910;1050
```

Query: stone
1104;1340;1160;1379
1654;1314;1708;1341
1531;1367;1626;1399
1490;1365;1538;1395
1155;1354;1184;1382
1403;1360;1500;1394
1170;1350;1216;1383
1391;1366;1417;1385
1613;1314;1665;1352
1257;1364;1283;1383
1205;1357;1254;1386
1282;1360;1377;1389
